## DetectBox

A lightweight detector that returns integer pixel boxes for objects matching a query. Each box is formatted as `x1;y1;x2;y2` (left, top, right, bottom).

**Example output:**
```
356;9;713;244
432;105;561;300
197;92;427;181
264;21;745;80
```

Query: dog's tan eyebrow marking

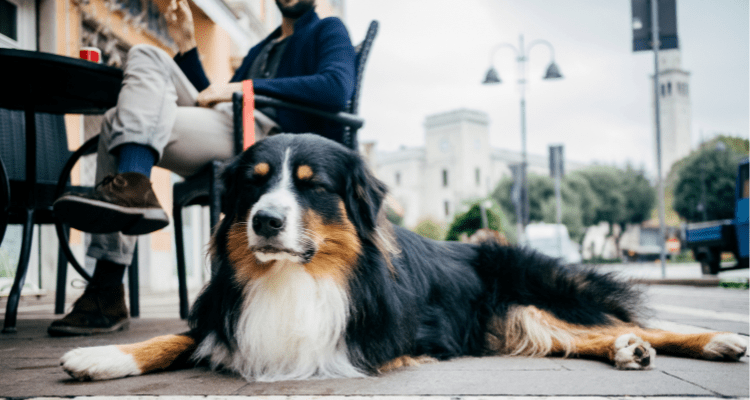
254;162;270;176
297;165;314;181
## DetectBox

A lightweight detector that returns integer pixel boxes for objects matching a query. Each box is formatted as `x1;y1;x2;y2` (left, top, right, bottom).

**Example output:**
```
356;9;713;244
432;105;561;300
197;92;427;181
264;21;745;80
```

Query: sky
342;0;749;176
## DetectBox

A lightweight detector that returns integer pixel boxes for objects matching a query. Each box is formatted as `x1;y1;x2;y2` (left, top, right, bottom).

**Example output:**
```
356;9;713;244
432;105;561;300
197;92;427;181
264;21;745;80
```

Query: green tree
491;165;654;242
673;144;742;222
541;199;585;243
413;219;445;241
563;173;599;226
491;173;555;224
445;201;509;242
621;165;656;224
385;206;403;226
571;166;627;225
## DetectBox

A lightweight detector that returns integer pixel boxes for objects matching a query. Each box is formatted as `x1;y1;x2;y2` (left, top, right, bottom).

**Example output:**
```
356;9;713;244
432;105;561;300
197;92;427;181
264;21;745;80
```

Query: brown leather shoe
54;172;169;235
48;284;130;336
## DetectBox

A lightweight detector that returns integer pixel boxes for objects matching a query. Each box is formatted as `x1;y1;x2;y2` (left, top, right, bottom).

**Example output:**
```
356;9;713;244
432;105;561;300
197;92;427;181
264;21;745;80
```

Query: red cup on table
79;47;101;63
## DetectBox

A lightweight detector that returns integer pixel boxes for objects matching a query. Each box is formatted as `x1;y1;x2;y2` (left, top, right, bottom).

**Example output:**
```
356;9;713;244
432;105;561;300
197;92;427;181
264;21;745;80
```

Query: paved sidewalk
1;282;748;398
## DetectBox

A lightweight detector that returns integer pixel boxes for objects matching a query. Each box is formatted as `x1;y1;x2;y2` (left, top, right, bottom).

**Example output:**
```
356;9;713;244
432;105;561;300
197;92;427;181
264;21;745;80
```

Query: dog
60;133;747;382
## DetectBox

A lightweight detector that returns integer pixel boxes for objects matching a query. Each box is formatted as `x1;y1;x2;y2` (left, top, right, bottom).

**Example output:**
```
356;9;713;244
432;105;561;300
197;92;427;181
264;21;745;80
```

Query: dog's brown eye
253;163;271;177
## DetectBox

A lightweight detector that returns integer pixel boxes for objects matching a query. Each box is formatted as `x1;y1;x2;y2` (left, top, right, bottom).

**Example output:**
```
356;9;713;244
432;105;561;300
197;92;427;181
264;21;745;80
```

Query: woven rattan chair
0;109;143;332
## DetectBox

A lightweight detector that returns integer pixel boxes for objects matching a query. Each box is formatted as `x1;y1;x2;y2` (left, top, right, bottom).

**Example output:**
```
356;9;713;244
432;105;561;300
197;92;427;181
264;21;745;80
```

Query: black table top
0;48;123;114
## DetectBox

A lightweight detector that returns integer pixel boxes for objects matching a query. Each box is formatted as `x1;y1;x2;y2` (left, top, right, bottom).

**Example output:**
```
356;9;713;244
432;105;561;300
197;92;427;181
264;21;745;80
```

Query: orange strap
242;80;255;149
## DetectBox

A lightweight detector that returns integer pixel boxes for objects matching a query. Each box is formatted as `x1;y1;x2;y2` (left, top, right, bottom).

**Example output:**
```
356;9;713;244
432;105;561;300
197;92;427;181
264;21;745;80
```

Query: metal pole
553;149;563;256
651;0;668;278
518;34;529;243
480;202;489;229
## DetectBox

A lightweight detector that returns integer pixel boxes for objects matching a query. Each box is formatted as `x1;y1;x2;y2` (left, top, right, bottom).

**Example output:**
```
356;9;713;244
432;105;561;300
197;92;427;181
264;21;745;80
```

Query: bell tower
653;49;692;176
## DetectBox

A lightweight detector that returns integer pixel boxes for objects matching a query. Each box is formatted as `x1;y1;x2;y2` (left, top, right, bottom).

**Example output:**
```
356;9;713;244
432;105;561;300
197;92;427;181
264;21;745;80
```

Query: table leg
0;156;8;245
2;208;35;333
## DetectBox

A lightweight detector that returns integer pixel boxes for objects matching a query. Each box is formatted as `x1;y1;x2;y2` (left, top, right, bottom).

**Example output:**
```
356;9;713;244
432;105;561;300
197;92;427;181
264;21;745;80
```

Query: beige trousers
87;44;277;265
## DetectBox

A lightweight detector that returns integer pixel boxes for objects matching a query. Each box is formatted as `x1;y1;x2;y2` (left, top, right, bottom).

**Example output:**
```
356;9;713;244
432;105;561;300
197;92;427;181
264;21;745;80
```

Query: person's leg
54;44;200;235
49;45;201;336
157;104;277;176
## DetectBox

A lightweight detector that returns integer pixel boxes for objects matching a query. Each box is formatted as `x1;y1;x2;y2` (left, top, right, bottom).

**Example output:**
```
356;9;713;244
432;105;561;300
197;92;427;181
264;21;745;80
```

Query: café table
0;48;123;332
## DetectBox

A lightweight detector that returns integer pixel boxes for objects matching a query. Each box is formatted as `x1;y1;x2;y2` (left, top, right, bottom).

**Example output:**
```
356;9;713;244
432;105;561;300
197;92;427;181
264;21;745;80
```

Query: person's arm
166;0;210;92
174;48;210;92
251;18;356;111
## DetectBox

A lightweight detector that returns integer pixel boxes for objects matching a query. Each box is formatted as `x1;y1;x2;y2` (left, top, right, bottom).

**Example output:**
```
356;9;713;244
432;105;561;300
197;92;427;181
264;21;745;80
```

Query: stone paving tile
664;369;750;397
415;355;566;371
231;369;714;396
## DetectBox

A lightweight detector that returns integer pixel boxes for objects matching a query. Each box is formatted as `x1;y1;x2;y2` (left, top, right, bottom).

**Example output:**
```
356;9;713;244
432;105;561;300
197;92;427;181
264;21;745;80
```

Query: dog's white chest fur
194;261;362;381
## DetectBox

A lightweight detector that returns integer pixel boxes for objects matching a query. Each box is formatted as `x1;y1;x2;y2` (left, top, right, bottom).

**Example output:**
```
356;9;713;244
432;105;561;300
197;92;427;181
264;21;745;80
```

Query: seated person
49;0;355;336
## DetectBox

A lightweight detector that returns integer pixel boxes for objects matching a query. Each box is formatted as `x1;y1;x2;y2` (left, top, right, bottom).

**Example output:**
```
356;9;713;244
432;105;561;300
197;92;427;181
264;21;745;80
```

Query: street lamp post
483;34;563;242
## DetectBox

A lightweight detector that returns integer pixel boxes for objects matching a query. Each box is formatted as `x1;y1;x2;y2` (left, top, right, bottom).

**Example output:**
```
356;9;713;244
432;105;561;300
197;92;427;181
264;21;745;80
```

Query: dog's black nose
252;209;286;238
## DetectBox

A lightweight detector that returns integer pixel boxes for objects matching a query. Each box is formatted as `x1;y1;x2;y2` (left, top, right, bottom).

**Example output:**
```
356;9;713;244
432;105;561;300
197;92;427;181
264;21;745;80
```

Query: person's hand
196;82;244;108
166;0;196;54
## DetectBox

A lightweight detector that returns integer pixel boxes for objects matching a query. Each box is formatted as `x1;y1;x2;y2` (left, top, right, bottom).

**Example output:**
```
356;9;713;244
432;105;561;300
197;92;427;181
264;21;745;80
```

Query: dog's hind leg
561;328;747;370
61;334;197;381
636;329;747;361
487;305;656;370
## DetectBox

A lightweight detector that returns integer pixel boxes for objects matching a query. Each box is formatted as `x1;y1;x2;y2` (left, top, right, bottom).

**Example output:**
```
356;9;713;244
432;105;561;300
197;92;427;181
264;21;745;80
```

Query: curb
633;277;750;287
633;277;722;287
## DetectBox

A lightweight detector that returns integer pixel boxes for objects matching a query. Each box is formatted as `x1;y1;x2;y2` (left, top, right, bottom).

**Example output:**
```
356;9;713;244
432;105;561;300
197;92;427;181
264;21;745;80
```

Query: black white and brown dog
61;134;747;382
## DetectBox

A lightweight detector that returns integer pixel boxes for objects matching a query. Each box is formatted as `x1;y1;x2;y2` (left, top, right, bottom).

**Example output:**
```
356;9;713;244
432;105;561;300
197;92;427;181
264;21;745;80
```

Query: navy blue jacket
174;10;356;142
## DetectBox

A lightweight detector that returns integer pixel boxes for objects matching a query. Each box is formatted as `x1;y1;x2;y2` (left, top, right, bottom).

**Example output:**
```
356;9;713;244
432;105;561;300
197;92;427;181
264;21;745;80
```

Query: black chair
0;109;141;332
171;20;379;318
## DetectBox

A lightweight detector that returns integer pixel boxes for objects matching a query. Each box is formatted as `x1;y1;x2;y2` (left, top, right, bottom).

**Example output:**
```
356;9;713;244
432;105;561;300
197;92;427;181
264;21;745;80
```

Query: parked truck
685;159;749;275
619;224;664;262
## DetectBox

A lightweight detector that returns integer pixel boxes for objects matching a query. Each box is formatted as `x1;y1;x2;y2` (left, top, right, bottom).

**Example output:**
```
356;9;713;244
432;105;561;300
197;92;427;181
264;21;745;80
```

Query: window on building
444;201;450;217
442;169;448;187
0;0;18;41
395;172;401;186
660;84;666;97
667;82;672;95
475;168;481;186
684;83;689;96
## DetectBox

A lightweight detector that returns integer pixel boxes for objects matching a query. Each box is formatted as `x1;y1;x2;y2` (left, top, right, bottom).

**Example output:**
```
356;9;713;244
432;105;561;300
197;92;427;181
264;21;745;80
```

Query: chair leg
2;209;35;333
128;243;140;318
209;167;222;277
54;225;69;314
173;203;189;320
0;156;8;246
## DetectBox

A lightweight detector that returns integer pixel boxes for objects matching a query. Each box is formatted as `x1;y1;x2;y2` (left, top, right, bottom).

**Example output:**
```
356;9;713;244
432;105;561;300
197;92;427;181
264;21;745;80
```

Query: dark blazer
174;10;356;142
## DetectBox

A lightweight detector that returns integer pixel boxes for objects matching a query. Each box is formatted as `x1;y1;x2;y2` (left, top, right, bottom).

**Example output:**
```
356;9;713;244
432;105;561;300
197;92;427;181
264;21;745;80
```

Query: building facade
375;108;585;229
0;0;344;296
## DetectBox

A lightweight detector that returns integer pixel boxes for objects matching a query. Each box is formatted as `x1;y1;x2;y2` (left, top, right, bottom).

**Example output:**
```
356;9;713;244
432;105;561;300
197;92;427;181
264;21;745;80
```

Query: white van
523;223;582;264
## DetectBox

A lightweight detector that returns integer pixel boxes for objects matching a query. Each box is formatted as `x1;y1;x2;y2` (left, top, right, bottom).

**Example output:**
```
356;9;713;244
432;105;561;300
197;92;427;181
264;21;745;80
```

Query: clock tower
653;49;692;176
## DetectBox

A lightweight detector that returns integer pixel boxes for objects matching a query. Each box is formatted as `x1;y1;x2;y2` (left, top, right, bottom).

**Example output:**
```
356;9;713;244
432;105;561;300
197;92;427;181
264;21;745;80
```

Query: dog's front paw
703;333;748;361
61;345;141;381
614;333;655;370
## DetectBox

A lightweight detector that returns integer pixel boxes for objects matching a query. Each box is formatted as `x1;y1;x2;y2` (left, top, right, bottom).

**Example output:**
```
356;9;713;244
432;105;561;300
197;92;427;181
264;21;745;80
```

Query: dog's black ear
345;152;388;235
219;155;243;217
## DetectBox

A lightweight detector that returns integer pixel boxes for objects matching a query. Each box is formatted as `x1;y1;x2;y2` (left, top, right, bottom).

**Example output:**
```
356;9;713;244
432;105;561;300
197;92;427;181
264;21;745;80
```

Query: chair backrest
0;108;71;184
342;20;379;150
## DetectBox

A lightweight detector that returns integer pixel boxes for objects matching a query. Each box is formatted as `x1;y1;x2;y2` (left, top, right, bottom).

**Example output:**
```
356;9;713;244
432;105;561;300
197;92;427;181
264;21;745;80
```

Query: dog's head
214;134;392;282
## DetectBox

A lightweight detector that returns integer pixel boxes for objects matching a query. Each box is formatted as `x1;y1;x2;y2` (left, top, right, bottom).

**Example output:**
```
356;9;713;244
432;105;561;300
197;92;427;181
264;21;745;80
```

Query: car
523;223;582;264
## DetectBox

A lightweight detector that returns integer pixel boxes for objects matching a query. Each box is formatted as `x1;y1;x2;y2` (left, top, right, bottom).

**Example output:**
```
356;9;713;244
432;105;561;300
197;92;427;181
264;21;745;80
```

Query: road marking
652;303;749;323
645;319;716;334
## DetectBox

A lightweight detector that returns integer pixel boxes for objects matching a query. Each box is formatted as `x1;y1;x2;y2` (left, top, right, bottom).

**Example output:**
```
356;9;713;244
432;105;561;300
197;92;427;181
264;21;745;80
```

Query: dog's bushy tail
473;242;644;327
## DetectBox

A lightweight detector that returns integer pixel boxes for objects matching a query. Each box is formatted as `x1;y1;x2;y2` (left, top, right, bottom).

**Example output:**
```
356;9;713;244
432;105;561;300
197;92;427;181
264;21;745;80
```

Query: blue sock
117;144;156;178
